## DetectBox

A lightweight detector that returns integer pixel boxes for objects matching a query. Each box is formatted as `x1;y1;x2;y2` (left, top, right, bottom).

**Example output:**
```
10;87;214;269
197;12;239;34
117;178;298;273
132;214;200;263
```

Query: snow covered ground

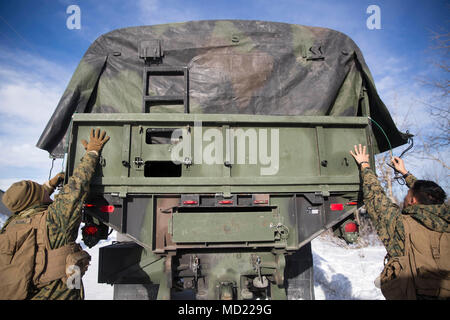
79;230;387;300
312;236;386;300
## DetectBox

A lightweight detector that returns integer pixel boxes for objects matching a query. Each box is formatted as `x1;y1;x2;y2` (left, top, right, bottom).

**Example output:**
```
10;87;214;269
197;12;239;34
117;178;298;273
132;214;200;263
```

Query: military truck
37;20;409;300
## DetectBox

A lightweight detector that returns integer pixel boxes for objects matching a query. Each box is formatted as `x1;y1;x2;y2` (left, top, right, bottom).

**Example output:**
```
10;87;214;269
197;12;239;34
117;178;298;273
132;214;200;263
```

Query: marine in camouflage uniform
361;167;449;258
1;129;109;300
350;144;450;299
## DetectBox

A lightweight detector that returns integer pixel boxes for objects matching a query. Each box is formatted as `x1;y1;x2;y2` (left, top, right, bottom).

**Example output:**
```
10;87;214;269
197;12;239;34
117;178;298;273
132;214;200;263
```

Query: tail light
100;205;115;213
253;199;268;204
84;203;115;213
346;201;358;206
82;222;109;248
330;203;344;211
218;200;233;205
183;200;198;205
83;225;98;235
344;222;358;233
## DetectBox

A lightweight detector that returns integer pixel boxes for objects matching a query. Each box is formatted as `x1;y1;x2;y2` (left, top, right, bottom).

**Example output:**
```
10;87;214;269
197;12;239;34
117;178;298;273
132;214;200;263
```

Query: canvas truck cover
36;20;409;157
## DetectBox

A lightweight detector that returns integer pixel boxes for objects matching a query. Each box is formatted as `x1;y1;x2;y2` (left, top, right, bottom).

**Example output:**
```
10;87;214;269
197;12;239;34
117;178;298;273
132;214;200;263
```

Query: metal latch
139;40;163;59
134;156;144;168
306;45;325;61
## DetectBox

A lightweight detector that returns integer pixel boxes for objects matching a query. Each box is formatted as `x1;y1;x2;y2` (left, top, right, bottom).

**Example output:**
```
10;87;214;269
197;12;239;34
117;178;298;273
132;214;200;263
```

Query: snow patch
312;236;386;300
76;226;115;300
79;231;387;300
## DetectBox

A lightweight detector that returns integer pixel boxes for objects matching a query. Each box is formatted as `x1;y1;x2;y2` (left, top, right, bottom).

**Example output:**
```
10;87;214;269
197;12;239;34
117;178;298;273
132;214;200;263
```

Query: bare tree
374;152;399;204
415;30;450;182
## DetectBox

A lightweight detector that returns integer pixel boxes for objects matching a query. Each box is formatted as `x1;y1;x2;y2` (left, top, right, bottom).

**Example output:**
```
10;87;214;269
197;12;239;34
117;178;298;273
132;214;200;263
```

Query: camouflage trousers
29;279;84;300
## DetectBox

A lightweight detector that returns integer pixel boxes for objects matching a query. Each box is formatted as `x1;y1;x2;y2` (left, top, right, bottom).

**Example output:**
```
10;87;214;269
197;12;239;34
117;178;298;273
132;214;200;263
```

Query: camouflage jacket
360;168;450;258
1;152;98;300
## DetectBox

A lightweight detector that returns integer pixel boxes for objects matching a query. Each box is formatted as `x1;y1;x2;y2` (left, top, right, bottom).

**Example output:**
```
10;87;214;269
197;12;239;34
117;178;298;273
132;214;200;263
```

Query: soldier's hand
81;128;110;154
350;144;370;168
49;172;65;188
391;157;408;175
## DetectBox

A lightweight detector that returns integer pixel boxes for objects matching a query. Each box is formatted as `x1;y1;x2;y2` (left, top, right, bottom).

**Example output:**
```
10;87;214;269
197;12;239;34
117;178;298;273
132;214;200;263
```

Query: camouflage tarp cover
36;20;408;157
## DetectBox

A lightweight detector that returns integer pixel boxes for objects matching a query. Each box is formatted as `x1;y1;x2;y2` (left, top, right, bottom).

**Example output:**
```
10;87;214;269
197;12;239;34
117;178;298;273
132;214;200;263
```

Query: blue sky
0;0;448;196
1;1;448;75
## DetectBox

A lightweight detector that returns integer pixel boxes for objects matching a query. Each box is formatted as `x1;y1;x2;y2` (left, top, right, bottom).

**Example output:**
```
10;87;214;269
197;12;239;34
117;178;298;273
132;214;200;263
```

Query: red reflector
100;205;115;213
84;204;95;208
254;200;268;204
183;200;198;205
84;225;98;235
219;200;233;204
344;222;358;233
346;201;358;206
330;203;344;211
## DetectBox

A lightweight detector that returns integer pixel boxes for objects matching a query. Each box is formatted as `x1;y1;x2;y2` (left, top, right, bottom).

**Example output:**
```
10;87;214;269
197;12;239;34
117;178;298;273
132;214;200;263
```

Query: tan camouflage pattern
1;205;47;233
361;168;450;258
1;152;98;300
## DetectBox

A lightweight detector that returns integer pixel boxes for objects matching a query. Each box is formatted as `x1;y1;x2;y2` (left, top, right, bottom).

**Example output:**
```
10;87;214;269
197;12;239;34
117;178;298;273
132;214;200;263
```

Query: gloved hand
49;172;65;188
81;128;110;154
43;172;65;197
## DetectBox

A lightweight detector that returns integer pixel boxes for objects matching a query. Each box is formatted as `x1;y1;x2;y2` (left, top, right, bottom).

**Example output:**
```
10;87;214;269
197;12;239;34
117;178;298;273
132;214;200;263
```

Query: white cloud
0;81;61;126
358;39;439;135
0;47;73;84
1;177;38;193
137;0;201;25
0;49;69;185
0;141;52;168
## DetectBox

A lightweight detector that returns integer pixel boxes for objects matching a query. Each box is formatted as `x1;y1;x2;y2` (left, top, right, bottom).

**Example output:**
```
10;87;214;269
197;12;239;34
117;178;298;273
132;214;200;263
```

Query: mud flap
284;242;315;300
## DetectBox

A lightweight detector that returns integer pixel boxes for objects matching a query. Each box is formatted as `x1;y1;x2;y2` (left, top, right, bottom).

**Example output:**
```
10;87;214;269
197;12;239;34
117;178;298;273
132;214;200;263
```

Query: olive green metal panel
67;113;371;195
70;112;369;124
171;211;276;243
